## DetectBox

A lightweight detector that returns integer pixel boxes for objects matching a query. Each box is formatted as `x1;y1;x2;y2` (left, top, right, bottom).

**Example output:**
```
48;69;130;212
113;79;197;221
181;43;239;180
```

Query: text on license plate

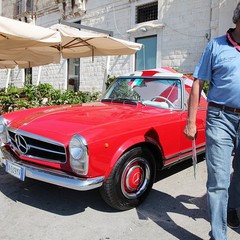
5;161;25;181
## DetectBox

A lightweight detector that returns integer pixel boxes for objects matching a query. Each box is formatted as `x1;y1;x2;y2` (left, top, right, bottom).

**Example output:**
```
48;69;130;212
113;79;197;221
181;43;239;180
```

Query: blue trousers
206;106;240;240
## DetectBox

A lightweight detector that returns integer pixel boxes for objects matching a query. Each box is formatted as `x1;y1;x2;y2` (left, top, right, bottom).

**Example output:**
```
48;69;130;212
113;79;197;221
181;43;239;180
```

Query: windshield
102;77;186;109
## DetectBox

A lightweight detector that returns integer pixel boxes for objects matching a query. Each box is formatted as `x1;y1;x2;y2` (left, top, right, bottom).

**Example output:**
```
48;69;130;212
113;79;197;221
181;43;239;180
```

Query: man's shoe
227;208;240;229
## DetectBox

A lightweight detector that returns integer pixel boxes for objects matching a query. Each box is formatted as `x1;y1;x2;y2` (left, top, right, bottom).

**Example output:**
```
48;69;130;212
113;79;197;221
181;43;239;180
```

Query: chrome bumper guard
0;146;104;191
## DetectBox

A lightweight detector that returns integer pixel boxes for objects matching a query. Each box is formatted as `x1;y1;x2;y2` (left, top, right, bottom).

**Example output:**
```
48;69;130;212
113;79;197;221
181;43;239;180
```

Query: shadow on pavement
0;155;205;217
134;154;209;239
155;153;205;182
1;154;239;239
136;189;208;240
0;167;114;215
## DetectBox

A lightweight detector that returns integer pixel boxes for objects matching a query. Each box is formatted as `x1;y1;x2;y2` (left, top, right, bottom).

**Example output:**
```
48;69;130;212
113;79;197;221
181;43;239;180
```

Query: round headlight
69;137;84;159
69;134;88;175
0;117;8;144
71;147;83;159
0;124;4;134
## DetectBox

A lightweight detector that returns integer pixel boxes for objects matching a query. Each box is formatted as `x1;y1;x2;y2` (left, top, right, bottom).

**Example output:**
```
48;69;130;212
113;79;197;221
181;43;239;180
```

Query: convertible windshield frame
102;76;186;110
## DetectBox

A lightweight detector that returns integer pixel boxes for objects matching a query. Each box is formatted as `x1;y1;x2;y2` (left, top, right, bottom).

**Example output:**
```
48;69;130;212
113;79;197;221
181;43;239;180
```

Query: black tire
100;146;156;211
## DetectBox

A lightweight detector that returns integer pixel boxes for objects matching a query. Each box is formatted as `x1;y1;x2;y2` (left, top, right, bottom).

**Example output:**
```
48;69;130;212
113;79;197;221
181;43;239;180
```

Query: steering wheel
151;96;175;108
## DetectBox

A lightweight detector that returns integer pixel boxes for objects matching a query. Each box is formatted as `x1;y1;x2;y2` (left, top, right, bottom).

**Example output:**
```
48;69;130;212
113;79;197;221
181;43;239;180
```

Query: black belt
209;102;240;114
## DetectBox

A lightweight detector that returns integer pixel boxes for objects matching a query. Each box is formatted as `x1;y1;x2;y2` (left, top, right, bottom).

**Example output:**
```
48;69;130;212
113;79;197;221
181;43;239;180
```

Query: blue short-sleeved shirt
193;35;240;108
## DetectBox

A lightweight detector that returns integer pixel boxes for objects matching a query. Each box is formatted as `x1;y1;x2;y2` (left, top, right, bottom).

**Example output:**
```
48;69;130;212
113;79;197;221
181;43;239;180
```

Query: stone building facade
0;0;238;92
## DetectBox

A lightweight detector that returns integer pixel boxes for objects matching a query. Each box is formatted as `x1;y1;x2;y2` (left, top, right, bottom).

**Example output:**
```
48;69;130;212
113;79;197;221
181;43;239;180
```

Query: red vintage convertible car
0;67;207;210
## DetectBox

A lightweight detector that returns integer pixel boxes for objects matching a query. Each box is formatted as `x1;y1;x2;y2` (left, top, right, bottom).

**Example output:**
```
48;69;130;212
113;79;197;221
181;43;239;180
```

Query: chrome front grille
8;129;66;163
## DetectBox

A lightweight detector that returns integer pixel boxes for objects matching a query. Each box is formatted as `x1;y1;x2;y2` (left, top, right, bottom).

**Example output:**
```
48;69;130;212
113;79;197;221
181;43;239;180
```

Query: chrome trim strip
163;143;205;161
16;153;66;163
27;144;66;155
180;143;205;155
0;147;104;191
163;149;205;168
163;149;205;169
8;127;66;147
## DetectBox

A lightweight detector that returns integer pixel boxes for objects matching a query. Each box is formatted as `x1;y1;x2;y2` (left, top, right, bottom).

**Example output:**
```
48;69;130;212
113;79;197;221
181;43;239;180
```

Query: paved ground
0;157;239;240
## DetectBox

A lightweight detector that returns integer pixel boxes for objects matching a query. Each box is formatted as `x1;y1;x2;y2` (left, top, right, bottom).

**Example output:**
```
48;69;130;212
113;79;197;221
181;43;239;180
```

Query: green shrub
105;75;117;90
0;83;100;115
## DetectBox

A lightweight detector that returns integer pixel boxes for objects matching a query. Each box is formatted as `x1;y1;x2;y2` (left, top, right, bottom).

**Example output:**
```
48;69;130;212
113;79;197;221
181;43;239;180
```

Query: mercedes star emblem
15;134;29;154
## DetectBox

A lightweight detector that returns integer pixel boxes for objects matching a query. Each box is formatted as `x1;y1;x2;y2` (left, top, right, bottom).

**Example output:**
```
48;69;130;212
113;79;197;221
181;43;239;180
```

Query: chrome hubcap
121;157;150;199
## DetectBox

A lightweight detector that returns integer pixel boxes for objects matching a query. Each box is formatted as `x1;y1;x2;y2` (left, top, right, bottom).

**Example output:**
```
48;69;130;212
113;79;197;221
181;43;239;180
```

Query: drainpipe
207;0;213;41
209;0;221;40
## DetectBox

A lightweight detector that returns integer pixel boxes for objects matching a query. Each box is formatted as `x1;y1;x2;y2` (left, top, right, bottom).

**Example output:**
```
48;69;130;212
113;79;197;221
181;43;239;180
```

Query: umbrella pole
36;66;42;86
5;69;11;92
92;47;94;62
102;56;110;94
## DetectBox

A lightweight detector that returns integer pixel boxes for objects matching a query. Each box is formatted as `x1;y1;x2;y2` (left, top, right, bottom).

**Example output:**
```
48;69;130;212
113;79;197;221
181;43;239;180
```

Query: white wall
218;0;239;36
78;0;134;91
0;0;239;91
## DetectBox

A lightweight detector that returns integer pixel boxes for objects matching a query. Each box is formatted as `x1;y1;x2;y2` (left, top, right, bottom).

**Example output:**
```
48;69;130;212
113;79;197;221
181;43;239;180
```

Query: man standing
184;2;240;240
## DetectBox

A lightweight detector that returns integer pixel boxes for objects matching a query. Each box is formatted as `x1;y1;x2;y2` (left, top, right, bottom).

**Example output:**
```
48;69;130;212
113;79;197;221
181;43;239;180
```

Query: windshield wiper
101;98;140;106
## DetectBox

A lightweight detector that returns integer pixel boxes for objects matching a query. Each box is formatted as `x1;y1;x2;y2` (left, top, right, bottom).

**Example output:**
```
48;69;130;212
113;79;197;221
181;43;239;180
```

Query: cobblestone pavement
0;158;239;240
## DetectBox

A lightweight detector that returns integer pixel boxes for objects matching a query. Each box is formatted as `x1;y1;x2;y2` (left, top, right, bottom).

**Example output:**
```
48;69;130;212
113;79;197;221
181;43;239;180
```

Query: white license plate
5;160;25;181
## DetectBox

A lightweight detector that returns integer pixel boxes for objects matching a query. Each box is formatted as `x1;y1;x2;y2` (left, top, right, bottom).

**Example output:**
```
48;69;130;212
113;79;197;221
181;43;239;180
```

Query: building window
26;0;34;12
68;58;80;91
136;1;158;24
15;0;23;16
135;35;157;70
67;20;81;91
25;68;32;85
14;0;33;17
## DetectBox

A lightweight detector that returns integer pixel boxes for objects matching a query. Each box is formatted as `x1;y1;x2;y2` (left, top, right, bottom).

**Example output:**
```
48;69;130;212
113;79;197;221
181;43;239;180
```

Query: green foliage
0;83;100;115
172;68;210;94
185;74;209;94
110;81;140;100
203;81;210;94
6;86;21;95
105;75;117;90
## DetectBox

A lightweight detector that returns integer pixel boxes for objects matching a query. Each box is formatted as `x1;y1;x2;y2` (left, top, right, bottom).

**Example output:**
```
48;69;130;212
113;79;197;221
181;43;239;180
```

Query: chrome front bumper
0;146;104;191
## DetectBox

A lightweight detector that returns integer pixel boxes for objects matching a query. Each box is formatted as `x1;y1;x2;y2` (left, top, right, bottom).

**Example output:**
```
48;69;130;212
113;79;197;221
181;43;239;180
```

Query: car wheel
100;146;156;211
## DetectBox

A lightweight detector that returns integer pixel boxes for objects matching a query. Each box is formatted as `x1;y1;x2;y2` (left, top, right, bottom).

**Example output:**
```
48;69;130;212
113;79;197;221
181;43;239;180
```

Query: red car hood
6;102;170;143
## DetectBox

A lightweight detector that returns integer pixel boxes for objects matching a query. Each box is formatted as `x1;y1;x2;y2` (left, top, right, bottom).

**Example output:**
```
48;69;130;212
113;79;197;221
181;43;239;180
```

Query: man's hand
184;124;197;140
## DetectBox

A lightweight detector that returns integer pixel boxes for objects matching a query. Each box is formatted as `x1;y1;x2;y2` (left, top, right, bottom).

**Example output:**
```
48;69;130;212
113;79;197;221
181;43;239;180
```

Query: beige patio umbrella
0;60;19;69
0;16;61;49
0;16;61;68
0;46;60;68
50;24;142;59
50;24;142;92
0;18;142;68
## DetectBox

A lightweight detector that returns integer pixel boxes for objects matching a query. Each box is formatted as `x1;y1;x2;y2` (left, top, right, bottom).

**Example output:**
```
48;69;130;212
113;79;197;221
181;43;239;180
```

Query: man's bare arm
184;79;205;140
